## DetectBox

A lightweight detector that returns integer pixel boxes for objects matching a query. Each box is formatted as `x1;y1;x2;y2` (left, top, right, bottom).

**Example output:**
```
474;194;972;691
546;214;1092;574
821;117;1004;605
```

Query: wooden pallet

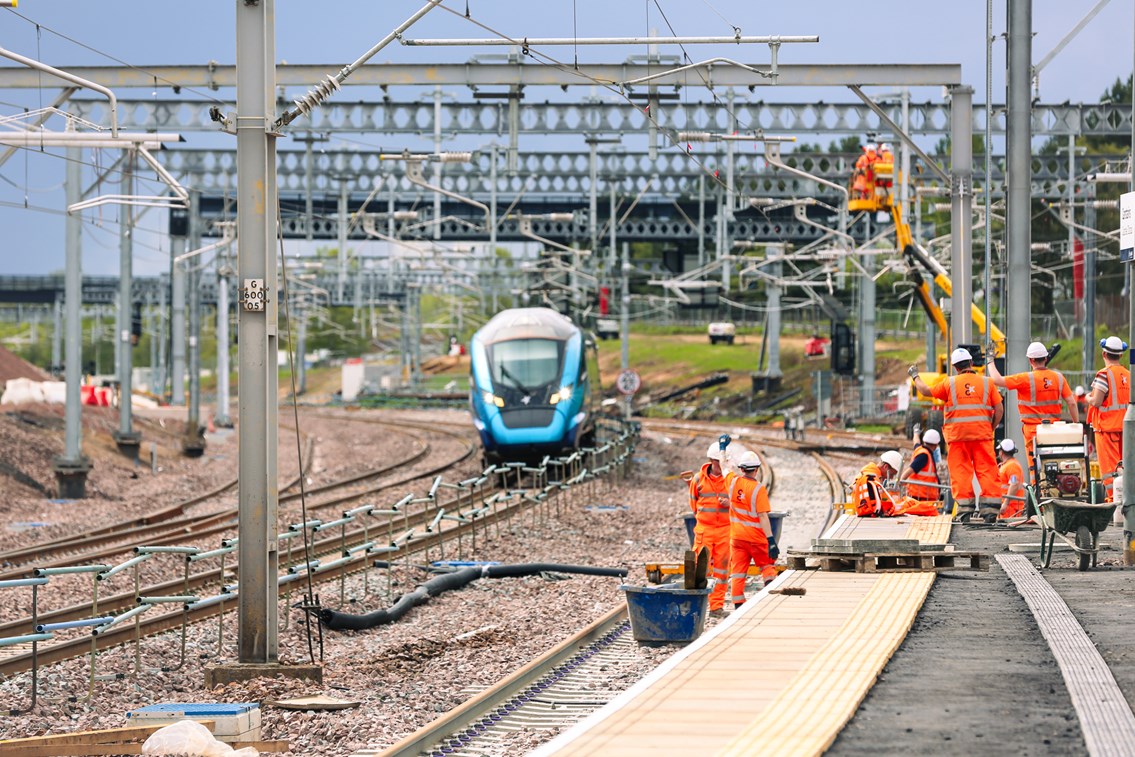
785;550;989;573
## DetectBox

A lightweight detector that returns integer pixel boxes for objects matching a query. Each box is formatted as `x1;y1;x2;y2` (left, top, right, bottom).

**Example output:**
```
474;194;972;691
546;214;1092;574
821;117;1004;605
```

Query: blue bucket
683;511;788;547
620;584;711;643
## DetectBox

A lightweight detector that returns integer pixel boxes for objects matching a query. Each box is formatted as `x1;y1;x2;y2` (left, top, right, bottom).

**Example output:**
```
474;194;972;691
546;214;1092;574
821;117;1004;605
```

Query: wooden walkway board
530;513;946;757
998;553;1135;757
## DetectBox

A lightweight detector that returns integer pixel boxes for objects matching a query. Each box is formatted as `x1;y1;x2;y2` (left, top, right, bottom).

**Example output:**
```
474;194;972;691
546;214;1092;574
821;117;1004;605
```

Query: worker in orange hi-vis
985;341;1078;481
911;348;1004;523
852;451;903;517
724;451;778;610
997;439;1027;519
900;428;943;504
688;442;732;616
1088;336;1131;501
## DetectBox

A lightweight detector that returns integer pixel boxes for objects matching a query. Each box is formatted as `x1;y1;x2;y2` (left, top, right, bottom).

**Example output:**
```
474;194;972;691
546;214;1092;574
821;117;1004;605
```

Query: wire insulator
291;74;342;117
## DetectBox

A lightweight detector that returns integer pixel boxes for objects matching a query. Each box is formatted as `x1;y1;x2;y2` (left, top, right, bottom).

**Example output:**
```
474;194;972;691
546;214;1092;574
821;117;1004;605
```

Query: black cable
277;201;321;665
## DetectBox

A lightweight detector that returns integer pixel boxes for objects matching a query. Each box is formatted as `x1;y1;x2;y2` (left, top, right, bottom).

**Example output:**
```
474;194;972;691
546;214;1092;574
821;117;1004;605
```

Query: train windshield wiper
499;365;535;395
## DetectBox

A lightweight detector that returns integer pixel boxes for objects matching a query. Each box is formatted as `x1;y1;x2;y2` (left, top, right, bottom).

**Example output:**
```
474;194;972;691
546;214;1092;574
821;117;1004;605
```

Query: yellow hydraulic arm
891;203;1006;357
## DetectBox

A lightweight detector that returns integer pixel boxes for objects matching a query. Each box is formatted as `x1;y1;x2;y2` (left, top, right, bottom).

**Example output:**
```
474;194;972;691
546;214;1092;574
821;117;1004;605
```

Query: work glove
718;433;731;451
907;365;919;379
985;341;997;362
767;536;780;561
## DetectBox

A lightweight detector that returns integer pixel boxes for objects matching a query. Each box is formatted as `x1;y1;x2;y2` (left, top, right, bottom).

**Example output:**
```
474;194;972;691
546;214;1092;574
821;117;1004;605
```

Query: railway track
363;605;633;757
0;422;636;680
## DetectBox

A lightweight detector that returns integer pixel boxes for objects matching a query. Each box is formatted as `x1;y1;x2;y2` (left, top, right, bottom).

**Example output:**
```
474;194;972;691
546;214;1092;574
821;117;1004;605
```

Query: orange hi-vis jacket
1007;368;1070;427
1094;364;1130;432
853;463;895;517
905;444;940;500
932;372;1001;443
727;474;770;542
689;463;730;530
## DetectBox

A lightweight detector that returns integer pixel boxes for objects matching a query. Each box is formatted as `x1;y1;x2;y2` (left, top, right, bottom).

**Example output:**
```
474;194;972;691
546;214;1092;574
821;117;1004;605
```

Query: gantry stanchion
1;577;50;715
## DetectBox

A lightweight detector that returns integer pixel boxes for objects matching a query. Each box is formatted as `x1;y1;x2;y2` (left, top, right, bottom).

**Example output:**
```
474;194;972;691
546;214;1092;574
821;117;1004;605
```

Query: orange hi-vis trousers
946;439;1000;509
1096;431;1122;500
729;534;777;606
693;524;730;611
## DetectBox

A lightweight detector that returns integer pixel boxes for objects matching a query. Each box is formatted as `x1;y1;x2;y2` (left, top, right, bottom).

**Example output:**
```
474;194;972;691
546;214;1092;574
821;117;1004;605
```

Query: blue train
469;307;600;464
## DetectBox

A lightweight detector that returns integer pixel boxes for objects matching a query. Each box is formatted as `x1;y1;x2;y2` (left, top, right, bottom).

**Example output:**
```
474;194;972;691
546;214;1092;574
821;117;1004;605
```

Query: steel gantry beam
63;97;1132;139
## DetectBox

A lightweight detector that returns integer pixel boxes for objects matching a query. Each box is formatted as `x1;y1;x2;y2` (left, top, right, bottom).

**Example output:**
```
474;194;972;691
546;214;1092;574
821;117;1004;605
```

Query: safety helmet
706;443;724;461
1074;385;1086;397
998;438;1017;454
921;428;941;445
880;450;903;474
880;142;892;152
1025;341;1049;360
1101;336;1127;355
866;142;878;151
950;347;973;365
738;451;761;470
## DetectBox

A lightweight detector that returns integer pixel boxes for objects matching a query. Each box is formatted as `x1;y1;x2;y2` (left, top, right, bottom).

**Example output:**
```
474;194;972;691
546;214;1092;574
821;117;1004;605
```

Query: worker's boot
953;498;976;524
978;498;1001;525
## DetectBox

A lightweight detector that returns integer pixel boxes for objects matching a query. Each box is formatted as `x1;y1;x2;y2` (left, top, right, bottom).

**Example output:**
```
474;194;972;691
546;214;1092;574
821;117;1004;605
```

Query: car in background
595;318;619;340
707;322;736;345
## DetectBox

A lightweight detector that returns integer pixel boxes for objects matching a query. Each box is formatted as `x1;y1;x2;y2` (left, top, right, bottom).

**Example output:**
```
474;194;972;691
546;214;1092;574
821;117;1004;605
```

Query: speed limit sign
616;369;641;396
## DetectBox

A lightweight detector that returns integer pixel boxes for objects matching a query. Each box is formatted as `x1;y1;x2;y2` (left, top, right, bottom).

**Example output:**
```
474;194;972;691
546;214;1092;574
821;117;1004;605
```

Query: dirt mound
0;345;49;386
421;355;470;375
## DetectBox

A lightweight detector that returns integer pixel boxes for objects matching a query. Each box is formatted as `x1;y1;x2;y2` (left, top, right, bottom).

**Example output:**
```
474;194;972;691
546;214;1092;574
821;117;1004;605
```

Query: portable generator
1032;422;1090;501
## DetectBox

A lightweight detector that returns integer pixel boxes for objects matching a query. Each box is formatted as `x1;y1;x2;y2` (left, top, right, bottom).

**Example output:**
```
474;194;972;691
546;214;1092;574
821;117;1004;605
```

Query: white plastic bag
141;719;259;756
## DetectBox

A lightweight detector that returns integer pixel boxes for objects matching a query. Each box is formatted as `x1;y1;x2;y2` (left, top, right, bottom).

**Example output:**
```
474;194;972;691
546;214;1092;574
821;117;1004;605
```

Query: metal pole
157;278;166;399
949;85;974;346
723;90;735;294
1084;182;1097;363
1004;0;1031;455
236;0;277;664
51;294;62;374
860;231;875;417
767;245;782;379
304;132;314;242
985;0;994;347
216;261;231;426
433;85;442;241
337;179;348;302
170;238;186;406
697;173;706;269
621;241;631;420
588;138;598;256
54;140;90;498
187;192;202;440
1123;5;1135;563
114;149;140;455
490;145;498;313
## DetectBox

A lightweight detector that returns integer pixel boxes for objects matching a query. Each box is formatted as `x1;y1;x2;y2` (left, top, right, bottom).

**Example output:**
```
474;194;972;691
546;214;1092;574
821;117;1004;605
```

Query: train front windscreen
488;338;564;404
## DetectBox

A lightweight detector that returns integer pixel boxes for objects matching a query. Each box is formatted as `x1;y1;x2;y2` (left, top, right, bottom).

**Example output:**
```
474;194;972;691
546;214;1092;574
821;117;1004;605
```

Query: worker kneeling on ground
901;428;942;504
1088;336;1130;501
997;439;1026;519
986;340;1077;480
853;450;903;517
911;348;1004;523
726;451;778;609
688;442;732;616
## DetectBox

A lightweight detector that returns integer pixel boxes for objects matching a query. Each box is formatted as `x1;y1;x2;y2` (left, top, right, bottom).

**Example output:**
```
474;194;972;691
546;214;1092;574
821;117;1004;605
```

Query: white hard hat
1026;341;1049;359
1074;385;1086;397
1102;336;1126;354
706;443;724;461
880;450;903;473
950;347;973;365
738;451;761;469
921;428;941;445
999;438;1017;454
880;142;892;151
866;142;878;150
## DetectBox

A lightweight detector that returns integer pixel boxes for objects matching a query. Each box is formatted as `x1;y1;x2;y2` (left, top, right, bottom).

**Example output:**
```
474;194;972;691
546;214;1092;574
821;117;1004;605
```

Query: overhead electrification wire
2;7;227;105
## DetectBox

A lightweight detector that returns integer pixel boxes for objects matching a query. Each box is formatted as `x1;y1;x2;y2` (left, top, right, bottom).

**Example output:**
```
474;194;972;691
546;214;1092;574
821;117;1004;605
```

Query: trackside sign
1121;191;1135;263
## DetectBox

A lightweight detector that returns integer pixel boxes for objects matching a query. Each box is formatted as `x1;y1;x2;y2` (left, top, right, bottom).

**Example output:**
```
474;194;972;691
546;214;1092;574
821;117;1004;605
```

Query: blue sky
0;0;1132;276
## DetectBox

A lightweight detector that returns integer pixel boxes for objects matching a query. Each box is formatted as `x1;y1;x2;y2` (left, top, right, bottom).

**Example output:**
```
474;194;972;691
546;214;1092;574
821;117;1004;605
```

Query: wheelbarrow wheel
1075;525;1092;572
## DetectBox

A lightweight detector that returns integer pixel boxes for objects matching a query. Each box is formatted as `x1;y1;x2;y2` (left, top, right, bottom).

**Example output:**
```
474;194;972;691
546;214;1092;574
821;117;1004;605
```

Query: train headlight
482;391;504;408
550;385;573;404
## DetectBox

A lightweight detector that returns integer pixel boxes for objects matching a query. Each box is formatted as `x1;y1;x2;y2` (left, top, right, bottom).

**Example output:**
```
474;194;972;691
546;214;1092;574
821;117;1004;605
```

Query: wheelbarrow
1035;494;1117;571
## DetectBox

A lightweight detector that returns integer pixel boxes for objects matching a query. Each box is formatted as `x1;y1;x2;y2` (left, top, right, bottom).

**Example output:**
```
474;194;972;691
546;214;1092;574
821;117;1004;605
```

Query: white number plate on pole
616;369;641;396
1121;191;1135;263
